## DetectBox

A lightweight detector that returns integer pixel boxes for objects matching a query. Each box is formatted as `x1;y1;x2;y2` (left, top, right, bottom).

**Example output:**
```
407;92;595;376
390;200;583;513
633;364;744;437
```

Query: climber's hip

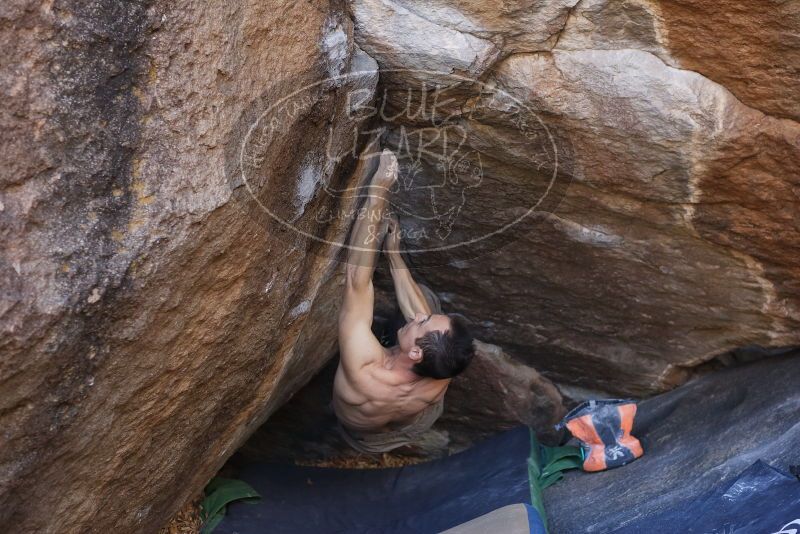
336;398;444;454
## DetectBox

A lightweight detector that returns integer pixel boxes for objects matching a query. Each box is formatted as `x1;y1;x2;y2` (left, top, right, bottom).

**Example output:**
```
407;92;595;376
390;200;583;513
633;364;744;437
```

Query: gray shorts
337;398;445;454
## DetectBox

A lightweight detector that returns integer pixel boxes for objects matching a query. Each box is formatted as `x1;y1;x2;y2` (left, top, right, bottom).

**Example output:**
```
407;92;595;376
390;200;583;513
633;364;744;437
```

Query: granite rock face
0;0;376;532
352;0;800;396
436;339;567;448
2;0;799;531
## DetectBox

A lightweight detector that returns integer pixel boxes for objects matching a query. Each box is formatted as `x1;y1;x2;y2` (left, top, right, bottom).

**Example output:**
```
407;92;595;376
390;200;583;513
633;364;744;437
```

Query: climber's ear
409;345;423;362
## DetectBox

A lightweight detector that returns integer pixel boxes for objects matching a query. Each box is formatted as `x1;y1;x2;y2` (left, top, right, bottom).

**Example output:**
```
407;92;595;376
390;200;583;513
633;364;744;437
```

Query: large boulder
0;0;377;532
352;0;800;396
3;0;799;531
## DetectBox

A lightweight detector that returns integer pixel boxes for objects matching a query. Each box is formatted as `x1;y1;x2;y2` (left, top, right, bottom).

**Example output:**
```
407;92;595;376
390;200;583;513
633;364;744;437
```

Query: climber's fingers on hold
372;149;398;189
383;213;402;253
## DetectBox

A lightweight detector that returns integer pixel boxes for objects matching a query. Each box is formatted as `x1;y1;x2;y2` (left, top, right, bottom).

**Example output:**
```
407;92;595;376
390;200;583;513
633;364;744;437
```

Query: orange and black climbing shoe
556;399;644;472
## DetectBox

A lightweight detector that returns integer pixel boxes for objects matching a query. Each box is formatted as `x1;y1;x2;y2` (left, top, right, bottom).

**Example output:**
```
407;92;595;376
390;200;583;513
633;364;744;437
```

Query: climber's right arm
338;150;397;370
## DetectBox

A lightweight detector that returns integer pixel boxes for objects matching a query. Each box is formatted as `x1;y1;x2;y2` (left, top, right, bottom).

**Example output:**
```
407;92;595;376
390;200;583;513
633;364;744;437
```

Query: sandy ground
159;497;201;534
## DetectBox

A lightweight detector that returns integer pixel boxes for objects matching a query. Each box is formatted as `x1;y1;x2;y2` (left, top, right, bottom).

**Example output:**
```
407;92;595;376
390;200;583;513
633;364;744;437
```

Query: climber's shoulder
338;318;384;373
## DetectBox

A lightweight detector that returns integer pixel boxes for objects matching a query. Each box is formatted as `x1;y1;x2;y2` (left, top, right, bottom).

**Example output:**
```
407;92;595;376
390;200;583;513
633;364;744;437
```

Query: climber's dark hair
412;314;475;379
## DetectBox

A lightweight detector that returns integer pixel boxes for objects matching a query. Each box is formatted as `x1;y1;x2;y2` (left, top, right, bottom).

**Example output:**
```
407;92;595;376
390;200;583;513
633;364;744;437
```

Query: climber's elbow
345;262;372;293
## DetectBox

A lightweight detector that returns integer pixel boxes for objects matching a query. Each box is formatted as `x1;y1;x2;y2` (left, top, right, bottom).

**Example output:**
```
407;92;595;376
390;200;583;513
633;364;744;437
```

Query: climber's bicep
338;276;381;369
340;267;374;329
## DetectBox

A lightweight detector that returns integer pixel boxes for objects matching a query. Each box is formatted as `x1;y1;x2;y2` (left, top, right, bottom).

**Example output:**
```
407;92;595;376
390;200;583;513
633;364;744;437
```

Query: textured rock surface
545;352;800;533
438;339;566;447
0;0;376;532
2;0;799;531
235;337;566;463
352;0;800;396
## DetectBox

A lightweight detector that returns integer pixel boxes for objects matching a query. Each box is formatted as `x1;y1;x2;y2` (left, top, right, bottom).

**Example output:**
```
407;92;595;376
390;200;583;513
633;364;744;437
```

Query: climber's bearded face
396;312;451;361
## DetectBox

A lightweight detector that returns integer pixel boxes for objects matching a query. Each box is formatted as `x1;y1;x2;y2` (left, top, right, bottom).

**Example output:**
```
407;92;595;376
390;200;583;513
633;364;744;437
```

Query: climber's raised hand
383;213;401;255
370;148;399;192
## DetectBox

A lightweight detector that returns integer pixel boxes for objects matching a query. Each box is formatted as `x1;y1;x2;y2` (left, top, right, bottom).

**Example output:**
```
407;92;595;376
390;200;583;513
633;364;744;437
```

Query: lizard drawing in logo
391;143;484;243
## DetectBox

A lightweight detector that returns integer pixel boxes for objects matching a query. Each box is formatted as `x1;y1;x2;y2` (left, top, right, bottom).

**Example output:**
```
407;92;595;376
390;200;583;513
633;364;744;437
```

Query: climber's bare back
332;343;448;432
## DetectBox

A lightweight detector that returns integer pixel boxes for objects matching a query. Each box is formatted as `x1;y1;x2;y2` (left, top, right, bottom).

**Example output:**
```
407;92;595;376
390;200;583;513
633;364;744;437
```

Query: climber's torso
332;351;449;432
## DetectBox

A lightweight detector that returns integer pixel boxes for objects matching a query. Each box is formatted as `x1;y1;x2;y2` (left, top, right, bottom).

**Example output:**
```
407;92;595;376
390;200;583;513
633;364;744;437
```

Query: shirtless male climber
332;148;475;454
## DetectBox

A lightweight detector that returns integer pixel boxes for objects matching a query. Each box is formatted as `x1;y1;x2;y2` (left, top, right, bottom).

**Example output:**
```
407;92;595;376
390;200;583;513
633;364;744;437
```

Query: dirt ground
159;497;201;534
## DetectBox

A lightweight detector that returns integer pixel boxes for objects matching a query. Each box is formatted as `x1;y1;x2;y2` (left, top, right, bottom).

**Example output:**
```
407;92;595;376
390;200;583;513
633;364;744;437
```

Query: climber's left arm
385;215;433;321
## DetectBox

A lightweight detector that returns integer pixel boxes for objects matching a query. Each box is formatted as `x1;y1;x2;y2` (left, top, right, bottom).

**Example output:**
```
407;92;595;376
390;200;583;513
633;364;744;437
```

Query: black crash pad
616;459;800;533
216;426;545;534
544;353;800;533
